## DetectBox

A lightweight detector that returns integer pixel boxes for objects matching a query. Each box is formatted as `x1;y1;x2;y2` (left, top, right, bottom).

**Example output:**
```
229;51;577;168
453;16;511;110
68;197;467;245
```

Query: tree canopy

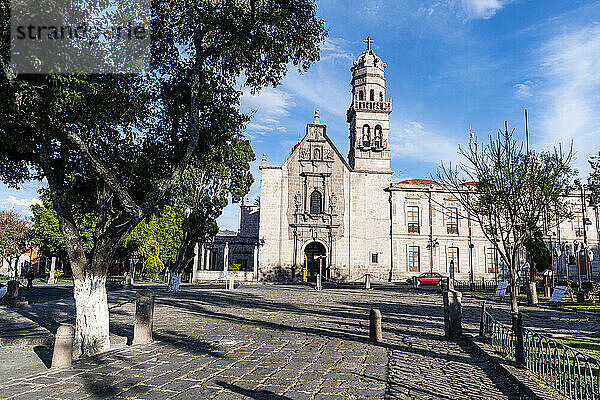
1;0;326;356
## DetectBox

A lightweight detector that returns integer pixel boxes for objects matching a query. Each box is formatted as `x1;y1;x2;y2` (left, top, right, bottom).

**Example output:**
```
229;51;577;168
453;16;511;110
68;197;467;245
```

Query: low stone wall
193;270;256;282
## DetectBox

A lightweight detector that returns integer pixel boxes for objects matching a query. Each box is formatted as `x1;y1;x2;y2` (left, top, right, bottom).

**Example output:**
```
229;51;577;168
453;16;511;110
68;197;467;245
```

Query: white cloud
514;80;536;99
240;87;294;140
533;26;600;174
461;0;508;20
320;37;354;62
390;120;462;165
0;195;41;217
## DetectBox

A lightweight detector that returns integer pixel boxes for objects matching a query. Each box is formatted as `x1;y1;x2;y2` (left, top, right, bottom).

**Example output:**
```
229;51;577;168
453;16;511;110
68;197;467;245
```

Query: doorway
304;242;327;282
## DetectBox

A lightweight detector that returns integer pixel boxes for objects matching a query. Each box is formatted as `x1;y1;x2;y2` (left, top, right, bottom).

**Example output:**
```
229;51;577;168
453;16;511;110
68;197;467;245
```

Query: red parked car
416;272;448;286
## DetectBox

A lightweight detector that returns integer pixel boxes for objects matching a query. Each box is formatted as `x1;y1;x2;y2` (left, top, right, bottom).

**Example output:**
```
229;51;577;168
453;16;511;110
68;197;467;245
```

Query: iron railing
454;279;498;291
480;302;600;399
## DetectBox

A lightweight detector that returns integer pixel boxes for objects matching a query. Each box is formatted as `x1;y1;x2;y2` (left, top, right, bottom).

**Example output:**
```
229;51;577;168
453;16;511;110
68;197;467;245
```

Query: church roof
398;179;440;185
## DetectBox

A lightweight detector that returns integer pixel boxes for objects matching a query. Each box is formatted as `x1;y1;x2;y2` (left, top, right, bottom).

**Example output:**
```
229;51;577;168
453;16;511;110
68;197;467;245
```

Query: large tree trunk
73;273;110;358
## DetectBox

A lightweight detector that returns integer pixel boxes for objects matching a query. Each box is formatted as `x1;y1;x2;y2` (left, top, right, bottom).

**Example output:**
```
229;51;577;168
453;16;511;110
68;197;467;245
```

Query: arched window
313;148;321;160
310;190;322;214
374;125;382;147
379;92;384;102
362;125;370;146
358;90;364;101
369;89;374;102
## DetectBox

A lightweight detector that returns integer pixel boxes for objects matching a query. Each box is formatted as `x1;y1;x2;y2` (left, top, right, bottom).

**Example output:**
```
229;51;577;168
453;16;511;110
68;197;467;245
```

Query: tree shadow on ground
217;380;293;400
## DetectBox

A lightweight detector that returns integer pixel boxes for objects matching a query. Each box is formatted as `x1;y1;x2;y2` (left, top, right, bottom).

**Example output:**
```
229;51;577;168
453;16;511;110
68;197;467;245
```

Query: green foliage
524;231;551;274
0;209;31;260
31;190;96;256
54;268;65;278
124;205;184;265
138;237;165;279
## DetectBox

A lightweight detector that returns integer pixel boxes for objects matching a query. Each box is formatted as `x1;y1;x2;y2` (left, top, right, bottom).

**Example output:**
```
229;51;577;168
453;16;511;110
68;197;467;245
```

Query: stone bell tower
347;37;392;172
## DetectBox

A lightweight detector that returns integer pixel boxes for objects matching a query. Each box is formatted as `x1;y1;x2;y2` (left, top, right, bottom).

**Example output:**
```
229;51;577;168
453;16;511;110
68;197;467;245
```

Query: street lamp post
427;238;438;273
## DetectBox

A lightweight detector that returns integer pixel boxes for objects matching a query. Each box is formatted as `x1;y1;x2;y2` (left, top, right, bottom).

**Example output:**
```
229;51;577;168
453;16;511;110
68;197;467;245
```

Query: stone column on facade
191;242;199;283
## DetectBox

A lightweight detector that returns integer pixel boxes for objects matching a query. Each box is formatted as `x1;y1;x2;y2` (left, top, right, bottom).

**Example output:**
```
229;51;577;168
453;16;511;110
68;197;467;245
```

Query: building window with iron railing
447;207;459;234
407;206;419;233
408;246;420;272
487;247;498;274
448;247;459;273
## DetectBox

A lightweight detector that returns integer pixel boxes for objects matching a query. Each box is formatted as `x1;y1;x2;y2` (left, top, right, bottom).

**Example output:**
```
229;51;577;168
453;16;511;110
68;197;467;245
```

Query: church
194;42;599;285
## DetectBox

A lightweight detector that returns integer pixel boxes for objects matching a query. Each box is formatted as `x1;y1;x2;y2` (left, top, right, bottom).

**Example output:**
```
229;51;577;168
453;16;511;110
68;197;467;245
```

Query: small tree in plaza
0;210;31;278
437;123;574;322
166;138;254;292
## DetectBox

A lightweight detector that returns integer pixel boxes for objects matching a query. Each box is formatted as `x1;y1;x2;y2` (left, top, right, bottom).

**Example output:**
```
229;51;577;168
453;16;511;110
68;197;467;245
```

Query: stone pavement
1;283;594;399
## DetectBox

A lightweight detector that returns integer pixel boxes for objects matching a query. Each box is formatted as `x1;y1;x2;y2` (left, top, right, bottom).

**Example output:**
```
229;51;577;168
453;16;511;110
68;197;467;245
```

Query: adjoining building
193;44;599;284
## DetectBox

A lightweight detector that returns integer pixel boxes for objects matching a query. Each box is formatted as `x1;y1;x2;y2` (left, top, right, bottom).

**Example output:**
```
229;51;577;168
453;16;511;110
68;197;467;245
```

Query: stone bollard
6;280;19;298
369;309;382;342
227;278;235;290
133;290;154;345
316;274;322;290
365;274;371;290
443;290;463;340
51;324;74;368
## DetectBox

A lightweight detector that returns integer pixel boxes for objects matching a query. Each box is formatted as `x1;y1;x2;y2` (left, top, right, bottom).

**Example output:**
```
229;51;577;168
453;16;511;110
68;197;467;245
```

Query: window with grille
448;247;459;273
371;253;378;264
408;246;420;272
447;207;458;234
487;248;498;273
407;206;419;233
310;190;322;214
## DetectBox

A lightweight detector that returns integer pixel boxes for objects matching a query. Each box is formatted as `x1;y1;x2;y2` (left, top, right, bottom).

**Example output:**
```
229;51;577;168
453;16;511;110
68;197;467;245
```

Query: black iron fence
454;279;498;291
480;302;600;399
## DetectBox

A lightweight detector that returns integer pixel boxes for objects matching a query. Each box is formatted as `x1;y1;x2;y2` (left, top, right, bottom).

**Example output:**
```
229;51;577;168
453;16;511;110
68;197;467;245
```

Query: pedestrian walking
26;268;34;289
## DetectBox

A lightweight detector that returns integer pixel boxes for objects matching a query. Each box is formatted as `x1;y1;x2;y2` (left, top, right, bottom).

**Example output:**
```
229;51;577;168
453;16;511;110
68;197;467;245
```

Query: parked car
416;272;448;286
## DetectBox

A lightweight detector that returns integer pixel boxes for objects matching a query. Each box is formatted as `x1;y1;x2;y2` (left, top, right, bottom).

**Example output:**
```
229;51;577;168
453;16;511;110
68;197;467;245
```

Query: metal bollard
513;312;525;366
479;301;486;338
365;274;371;290
443;290;463;340
412;276;418;289
51;324;74;368
316;274;322;290
369;309;382;342
133;290;154;345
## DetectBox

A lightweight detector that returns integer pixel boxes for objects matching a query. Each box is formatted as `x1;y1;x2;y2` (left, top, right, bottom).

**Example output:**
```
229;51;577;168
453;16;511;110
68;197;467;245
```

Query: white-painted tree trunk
73;275;110;358
167;271;182;292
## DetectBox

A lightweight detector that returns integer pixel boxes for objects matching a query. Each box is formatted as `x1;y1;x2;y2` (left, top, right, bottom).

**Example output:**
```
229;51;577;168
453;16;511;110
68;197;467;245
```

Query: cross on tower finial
363;35;374;52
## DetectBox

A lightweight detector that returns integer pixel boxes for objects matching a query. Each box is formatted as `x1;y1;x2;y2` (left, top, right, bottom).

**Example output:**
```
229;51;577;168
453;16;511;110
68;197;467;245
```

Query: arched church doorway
304;242;327;282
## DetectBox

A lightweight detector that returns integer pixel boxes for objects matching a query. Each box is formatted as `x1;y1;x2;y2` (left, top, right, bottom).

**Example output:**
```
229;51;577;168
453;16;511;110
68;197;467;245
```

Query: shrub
228;263;241;272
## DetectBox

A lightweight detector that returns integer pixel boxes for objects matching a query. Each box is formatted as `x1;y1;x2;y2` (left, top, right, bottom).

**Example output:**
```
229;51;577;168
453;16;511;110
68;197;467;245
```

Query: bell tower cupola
347;36;392;172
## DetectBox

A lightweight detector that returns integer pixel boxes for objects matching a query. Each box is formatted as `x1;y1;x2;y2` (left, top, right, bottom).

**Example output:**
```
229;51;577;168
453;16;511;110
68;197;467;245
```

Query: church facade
255;46;600;283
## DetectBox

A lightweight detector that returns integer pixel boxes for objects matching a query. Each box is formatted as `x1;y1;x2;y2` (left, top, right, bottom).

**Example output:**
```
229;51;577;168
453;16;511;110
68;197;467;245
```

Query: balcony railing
575;229;585;237
408;224;420;234
353;100;392;112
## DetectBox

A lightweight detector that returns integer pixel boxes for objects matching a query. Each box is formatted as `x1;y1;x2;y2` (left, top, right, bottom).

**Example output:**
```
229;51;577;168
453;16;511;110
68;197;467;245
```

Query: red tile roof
399;179;441;185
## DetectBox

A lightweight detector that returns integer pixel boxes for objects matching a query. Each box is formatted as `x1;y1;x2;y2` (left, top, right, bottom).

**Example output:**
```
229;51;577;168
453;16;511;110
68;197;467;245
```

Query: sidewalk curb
464;334;567;400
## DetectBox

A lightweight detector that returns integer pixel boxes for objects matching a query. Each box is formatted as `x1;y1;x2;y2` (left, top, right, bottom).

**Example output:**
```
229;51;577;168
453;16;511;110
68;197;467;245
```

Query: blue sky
2;0;600;232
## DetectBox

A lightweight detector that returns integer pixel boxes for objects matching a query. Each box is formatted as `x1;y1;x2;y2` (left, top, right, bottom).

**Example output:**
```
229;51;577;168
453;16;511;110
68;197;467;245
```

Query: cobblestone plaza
3;284;595;399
